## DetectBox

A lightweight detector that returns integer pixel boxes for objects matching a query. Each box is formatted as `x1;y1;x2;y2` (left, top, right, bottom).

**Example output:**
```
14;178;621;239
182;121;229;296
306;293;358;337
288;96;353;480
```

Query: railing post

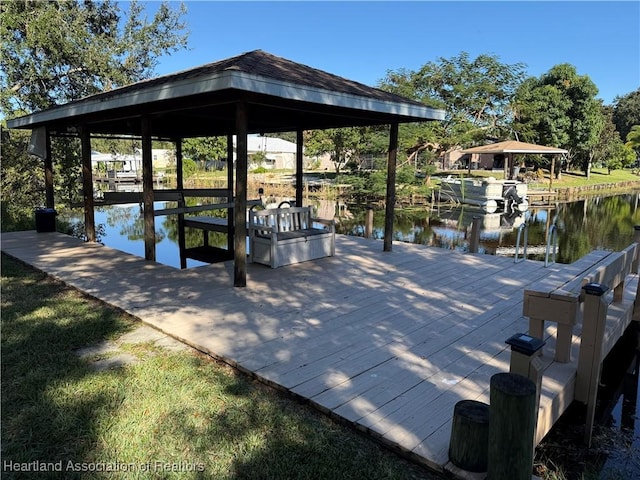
506;333;546;444
576;282;609;446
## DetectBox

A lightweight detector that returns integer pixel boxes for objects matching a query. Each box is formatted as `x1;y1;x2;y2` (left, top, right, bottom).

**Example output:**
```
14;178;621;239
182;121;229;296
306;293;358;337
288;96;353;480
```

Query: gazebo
7;50;445;286
462;140;568;180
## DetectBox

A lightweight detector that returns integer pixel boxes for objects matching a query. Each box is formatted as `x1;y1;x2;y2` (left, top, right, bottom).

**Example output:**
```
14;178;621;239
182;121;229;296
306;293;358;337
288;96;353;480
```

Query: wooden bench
249;206;335;268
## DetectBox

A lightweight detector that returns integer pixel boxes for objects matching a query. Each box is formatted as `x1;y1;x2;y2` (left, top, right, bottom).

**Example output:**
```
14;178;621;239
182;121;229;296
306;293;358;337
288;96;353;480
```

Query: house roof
461;140;568;155
7;50;445;138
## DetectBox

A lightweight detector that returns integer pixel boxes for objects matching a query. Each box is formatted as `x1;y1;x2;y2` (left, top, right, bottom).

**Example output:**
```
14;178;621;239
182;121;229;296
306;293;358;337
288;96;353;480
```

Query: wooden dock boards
2;230;636;477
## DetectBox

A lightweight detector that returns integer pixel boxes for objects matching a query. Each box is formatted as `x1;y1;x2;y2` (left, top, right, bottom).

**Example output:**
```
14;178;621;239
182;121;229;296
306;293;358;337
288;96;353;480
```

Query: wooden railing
521;242;639;445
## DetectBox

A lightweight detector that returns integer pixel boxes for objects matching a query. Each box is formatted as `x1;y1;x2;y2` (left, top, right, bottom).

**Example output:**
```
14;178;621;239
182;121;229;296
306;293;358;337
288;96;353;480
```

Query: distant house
151;149;174;169
230;135;296;170
230;135;333;171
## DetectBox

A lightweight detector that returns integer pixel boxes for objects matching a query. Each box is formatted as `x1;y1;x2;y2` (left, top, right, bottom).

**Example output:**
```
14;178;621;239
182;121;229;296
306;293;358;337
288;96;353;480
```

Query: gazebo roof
461;140;568;155
7;50;445;138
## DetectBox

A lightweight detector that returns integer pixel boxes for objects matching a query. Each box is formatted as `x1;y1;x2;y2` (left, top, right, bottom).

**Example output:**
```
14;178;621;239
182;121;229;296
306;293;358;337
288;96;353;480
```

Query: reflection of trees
554;195;640;263
105;205;165;243
161;198;228;249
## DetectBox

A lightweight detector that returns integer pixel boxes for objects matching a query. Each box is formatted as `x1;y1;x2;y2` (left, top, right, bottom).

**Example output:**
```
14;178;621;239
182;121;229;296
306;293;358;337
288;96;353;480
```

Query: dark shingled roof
91;49;427;107
8;49;444;137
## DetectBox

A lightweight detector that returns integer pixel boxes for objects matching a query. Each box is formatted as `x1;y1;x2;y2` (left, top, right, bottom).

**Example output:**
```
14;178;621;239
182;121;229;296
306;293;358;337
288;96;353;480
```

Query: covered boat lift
462;140;568;183
6;50;444;286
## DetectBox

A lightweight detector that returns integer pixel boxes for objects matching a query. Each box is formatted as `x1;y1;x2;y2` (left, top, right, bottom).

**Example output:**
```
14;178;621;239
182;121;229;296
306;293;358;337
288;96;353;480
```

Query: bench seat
249;206;335;268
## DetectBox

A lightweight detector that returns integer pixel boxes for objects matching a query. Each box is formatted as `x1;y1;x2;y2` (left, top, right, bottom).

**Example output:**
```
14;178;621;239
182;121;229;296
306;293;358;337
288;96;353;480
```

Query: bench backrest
250;207;312;234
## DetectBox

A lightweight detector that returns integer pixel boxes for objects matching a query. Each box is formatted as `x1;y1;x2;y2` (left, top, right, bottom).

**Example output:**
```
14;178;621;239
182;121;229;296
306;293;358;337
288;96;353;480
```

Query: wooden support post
175;139;187;269
234;102;248;287
227;134;235;254
633;226;640;321
576;282;609;446
296;129;304;208
383;123;398;252
79;126;96;242
365;205;374;239
176;138;184;190
449;400;489;472
488;373;537;480
141;116;155;262
468;216;481;253
44;127;54;209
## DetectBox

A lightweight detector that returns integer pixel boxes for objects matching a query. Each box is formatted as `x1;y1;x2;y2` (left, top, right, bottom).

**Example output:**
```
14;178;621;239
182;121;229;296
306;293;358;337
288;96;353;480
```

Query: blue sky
154;1;639;104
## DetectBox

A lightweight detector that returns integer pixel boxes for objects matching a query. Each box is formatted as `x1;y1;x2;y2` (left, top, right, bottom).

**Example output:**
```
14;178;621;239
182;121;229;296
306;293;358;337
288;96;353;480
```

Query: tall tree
625;125;640;165
513;64;603;177
612;88;640;142
594;106;636;174
304;127;364;174
378;52;526;161
0;0;188;230
1;0;188;116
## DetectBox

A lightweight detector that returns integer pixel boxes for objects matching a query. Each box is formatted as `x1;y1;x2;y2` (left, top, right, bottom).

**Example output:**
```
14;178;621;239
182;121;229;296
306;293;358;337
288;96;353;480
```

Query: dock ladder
514;222;558;266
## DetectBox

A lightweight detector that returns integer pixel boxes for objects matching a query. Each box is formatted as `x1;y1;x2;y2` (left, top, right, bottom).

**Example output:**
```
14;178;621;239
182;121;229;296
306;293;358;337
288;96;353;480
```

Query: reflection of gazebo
462;140;568;181
7;50;445;286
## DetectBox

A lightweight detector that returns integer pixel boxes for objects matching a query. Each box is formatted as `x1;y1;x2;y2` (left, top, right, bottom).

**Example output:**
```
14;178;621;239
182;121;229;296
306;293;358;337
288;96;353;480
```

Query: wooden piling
469;216;481;253
365;205;374;239
487;373;537;480
449;400;489;472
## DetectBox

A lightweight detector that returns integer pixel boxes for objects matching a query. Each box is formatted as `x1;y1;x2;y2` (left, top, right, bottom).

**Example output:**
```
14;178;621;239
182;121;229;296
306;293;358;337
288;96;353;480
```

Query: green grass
1;254;441;480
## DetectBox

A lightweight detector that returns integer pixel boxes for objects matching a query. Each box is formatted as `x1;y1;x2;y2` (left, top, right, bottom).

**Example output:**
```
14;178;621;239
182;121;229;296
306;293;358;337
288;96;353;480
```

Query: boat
437;176;528;213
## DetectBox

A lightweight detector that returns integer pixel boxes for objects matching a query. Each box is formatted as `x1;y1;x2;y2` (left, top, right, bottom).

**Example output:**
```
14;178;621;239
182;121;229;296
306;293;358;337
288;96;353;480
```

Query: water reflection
336;192;640;264
63;192;640;269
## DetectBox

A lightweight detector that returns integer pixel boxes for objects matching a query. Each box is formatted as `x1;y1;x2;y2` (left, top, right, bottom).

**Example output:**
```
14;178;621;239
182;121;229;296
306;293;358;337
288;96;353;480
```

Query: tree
593;107;636;174
626;125;640;153
182;137;227;169
0;0;188;230
304;127;363;174
513;64;604;178
378;52;527;161
613;89;640;142
1;0;188;116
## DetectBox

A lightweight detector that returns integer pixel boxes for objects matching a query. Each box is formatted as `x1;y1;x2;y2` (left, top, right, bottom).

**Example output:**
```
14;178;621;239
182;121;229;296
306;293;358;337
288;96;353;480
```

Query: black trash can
35;208;57;232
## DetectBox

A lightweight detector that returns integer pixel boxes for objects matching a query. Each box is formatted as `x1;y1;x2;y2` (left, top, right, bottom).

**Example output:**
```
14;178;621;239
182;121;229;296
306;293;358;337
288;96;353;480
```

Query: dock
1;230;636;476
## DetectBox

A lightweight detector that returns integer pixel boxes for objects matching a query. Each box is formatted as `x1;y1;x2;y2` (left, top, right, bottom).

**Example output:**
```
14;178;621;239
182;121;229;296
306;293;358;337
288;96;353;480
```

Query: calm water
61;191;640;478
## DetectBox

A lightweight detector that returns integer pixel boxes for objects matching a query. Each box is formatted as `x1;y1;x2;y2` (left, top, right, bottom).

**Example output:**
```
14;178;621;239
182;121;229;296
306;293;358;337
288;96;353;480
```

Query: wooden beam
79;126;96;242
234;103;248;287
296;129;304;207
383;123;398;252
141;116;155;261
44;127;54;209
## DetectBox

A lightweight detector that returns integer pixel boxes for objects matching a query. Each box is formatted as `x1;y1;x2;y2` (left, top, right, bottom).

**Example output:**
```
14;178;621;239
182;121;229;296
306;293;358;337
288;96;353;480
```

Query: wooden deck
1;230;635;476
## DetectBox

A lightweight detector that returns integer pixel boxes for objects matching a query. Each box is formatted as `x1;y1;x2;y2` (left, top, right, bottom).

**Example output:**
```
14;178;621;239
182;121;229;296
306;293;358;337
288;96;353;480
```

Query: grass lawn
1;254;441;480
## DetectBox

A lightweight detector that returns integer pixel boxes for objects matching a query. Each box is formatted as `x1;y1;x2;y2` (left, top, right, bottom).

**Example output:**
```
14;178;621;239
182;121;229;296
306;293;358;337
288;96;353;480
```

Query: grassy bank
0;254;440;480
